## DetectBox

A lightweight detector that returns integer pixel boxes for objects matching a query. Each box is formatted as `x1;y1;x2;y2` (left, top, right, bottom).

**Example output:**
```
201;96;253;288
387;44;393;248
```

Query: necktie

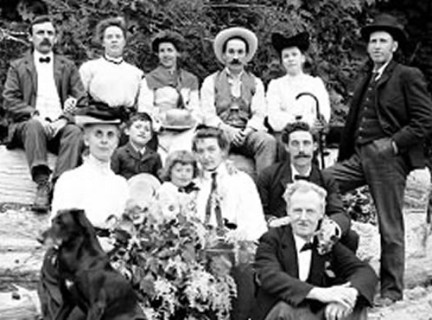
300;242;314;252
294;174;310;181
204;172;224;235
39;57;51;63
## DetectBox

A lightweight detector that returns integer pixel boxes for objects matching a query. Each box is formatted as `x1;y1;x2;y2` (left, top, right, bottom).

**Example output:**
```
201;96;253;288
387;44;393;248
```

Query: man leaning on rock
2;15;85;212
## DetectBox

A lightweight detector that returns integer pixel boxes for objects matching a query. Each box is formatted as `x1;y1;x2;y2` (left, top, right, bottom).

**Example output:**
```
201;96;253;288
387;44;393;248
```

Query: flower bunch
109;202;241;320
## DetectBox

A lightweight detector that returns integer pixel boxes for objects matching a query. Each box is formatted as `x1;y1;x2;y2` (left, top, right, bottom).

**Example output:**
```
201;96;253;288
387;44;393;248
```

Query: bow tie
178;182;200;194
294;174;310;181
39;57;51;63
300;242;314;252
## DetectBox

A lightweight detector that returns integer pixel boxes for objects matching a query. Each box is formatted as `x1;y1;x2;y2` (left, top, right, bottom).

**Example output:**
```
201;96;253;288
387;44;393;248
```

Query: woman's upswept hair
95;17;127;44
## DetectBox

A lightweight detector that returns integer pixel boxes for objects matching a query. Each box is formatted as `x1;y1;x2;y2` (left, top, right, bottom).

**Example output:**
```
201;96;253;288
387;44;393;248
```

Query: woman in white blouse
79;17;144;114
266;31;330;135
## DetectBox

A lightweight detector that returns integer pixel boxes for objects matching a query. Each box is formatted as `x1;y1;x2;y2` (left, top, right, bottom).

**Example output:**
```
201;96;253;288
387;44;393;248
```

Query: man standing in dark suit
325;14;432;306
253;181;377;320
257;121;358;252
3;15;85;212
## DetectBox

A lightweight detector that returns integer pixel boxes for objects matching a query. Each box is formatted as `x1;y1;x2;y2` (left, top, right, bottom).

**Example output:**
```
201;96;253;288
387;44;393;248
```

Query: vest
355;74;386;145
214;70;256;129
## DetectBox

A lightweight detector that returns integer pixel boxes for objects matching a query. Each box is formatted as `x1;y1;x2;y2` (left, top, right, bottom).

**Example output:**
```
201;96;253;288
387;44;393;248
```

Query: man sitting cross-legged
257;121;359;252
252;181;377;320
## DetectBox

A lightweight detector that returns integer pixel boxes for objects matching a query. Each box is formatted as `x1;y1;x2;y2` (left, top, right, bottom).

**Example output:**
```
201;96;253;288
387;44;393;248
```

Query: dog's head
43;209;97;248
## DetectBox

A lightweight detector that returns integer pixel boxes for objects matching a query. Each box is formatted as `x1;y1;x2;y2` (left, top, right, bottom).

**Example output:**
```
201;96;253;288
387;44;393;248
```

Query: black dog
41;209;146;320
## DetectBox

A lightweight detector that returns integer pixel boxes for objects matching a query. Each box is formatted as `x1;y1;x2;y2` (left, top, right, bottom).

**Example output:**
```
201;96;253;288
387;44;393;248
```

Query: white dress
266;73;331;132
51;155;129;228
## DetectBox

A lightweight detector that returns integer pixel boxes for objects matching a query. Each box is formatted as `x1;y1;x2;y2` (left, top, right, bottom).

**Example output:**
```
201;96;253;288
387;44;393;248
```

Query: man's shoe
32;182;51;213
373;296;399;308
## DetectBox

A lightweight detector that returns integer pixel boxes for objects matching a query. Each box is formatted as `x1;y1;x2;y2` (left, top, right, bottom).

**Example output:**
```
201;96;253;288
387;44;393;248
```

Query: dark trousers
12;119;83;182
264;301;367;320
325;140;408;300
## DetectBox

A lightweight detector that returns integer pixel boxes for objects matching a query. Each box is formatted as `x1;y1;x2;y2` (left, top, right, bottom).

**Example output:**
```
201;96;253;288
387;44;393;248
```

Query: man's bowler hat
361;13;407;44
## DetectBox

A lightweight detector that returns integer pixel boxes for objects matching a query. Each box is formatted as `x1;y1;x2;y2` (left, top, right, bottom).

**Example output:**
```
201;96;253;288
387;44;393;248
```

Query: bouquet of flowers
109;200;254;320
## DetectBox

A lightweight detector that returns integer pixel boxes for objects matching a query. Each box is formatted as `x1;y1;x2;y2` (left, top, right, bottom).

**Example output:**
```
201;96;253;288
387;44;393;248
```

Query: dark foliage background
0;0;431;126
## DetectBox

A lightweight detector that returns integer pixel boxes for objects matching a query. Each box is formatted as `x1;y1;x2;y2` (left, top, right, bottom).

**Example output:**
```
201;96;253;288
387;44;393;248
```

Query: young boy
111;112;162;180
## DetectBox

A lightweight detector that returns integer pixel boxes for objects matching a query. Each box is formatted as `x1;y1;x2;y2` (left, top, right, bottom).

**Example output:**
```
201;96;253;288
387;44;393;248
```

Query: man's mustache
294;153;311;159
230;59;241;65
40;39;52;46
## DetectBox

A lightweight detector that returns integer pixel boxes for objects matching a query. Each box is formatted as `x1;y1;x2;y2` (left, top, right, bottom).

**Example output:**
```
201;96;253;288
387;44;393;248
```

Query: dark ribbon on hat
77;96;130;122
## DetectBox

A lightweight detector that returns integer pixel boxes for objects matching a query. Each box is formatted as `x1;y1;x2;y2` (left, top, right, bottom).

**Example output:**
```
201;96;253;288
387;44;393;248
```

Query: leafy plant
109;201;256;320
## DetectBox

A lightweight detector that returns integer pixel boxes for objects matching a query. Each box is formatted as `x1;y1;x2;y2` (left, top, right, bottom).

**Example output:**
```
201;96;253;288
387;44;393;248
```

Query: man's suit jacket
257;161;350;235
338;60;432;169
252;225;377;320
111;142;162;180
2;51;85;146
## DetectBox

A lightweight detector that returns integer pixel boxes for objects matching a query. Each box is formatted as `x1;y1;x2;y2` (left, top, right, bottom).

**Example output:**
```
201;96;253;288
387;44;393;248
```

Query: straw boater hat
75;101;122;126
360;13;407;44
271;31;310;55
213;27;258;64
151;30;185;53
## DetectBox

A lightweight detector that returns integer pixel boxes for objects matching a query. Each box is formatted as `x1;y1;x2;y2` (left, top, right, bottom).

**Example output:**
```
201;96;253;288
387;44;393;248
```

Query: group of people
3;10;432;320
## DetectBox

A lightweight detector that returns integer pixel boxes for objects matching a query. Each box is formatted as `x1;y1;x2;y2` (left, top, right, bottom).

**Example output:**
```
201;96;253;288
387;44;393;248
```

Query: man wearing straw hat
200;27;276;175
325;13;432;306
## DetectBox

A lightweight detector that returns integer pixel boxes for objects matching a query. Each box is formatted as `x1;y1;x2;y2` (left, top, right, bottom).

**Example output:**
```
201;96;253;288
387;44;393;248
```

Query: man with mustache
201;27;276;175
3;15;85;212
257;121;358;252
325;14;432;306
252;181;377;320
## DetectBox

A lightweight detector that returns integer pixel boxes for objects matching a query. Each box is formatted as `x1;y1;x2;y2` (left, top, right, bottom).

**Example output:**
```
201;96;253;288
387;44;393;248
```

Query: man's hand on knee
325;302;353;320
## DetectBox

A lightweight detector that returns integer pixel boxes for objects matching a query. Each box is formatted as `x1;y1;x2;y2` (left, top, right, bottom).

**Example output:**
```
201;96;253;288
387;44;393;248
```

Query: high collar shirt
293;234;313;281
195;163;267;241
51;154;129;228
266;73;330;132
79;57;143;108
33;50;62;121
200;69;267;132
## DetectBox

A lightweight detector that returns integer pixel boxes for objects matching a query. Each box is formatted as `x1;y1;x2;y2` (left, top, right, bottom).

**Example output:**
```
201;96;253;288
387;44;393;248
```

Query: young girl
156;150;199;219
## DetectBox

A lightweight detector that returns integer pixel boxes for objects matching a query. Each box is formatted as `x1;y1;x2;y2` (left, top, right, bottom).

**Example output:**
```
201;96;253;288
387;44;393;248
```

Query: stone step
0;145;57;204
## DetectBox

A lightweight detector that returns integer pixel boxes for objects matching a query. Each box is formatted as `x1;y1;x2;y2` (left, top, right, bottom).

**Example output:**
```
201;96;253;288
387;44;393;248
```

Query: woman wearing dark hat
266;31;330;133
138;30;200;160
79;17;143;112
51;104;129;229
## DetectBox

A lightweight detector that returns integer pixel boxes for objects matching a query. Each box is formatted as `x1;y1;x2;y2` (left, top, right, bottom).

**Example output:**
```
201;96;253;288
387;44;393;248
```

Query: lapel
141;147;155;162
125;142;141;161
279;162;293;190
279;225;299;278
306;240;328;284
53;54;64;97
23;52;37;94
375;59;397;89
280;225;328;284
308;165;322;185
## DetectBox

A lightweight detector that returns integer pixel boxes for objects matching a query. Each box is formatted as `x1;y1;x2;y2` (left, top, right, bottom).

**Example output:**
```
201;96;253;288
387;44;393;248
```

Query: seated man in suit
253;181;377;320
257;121;358;252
